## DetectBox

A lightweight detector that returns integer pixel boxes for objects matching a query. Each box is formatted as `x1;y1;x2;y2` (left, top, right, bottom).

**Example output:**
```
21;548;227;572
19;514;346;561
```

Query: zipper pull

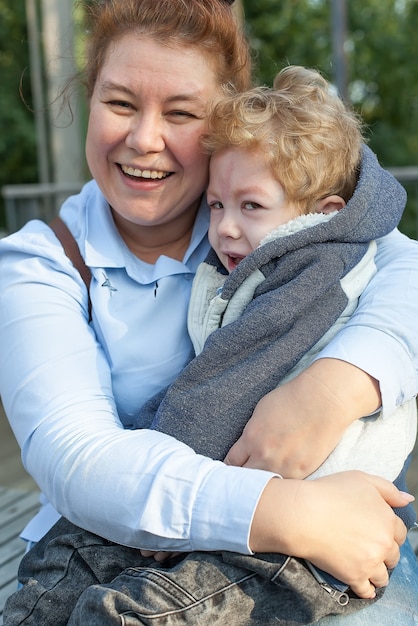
305;560;350;606
319;582;350;606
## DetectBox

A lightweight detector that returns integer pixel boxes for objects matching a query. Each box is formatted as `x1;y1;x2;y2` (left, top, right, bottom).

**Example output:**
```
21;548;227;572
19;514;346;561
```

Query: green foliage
2;2;418;237
243;0;418;237
0;0;37;227
243;0;329;86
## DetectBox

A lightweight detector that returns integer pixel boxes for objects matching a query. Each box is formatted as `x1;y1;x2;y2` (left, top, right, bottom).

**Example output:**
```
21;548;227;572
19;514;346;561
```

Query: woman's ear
315;195;346;214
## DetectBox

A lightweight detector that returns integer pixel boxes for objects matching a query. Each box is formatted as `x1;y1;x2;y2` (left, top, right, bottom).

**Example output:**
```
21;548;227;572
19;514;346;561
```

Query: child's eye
209;201;223;210
243;201;262;210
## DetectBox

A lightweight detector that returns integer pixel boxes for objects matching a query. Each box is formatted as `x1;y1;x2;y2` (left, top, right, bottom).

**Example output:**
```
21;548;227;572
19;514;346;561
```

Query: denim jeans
67;542;418;626
4;518;418;625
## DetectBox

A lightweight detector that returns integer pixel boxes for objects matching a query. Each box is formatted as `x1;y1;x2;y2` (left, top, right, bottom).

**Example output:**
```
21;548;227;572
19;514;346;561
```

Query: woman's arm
318;229;418;415
225;229;418;476
0;224;272;553
0;225;413;598
225;359;381;477
251;472;412;599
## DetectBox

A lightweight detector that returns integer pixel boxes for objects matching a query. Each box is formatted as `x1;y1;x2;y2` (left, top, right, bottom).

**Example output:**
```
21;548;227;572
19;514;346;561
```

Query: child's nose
217;213;241;239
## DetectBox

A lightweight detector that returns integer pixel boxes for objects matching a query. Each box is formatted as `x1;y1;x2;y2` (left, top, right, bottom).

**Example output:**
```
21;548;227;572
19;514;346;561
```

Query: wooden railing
388;167;418;239
2;169;418;237
1;182;84;234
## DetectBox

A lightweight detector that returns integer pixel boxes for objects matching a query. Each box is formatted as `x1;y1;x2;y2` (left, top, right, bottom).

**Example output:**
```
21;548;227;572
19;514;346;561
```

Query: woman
1;1;417;624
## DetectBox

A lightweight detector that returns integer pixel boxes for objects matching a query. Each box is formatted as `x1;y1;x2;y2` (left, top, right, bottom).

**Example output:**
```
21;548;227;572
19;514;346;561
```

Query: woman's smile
119;164;172;181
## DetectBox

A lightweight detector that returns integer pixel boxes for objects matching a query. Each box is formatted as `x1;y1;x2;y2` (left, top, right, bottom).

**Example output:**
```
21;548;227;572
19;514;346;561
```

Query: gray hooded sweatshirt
136;145;416;528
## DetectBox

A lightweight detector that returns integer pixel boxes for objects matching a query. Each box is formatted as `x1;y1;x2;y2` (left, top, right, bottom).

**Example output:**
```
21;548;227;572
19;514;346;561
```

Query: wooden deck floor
1;402;418;623
0;488;40;625
0;407;40;624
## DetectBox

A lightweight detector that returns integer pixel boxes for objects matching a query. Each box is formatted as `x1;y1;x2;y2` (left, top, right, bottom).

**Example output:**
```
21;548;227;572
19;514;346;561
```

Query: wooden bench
0;487;40;625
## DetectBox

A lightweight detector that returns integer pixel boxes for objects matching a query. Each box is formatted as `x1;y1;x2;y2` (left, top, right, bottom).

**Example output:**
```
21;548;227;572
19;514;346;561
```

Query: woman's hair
82;0;252;99
202;65;365;212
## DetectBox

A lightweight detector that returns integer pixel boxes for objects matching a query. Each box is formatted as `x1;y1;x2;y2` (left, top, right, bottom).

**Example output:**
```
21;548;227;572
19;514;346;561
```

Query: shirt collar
76;181;210;284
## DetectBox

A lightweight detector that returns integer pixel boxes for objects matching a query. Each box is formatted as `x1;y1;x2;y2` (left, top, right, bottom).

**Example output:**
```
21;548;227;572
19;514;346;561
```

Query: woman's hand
250;471;412;598
140;550;182;562
225;359;381;478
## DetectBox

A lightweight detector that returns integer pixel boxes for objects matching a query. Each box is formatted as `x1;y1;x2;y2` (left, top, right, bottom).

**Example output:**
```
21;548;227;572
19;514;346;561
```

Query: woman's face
86;34;220;231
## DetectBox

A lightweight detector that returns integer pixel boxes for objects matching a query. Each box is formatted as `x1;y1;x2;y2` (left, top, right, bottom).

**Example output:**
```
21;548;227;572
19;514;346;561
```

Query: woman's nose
126;113;165;154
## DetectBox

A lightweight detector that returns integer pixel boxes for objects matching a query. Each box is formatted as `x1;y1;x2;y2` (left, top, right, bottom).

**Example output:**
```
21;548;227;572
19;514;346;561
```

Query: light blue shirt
0;180;417;552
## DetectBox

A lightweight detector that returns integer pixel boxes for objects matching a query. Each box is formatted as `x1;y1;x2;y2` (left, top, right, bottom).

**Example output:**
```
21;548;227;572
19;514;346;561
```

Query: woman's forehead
99;33;220;91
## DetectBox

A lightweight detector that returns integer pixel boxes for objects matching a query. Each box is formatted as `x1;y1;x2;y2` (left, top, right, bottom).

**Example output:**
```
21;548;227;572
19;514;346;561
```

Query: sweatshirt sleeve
0;224;274;553
315;229;418;417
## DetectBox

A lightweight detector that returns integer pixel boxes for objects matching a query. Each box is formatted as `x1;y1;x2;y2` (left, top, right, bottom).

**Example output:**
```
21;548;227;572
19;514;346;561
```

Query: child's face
207;147;300;273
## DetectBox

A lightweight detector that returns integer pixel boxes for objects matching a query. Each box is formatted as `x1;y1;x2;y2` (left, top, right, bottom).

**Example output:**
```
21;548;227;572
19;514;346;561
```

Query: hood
212;144;405;295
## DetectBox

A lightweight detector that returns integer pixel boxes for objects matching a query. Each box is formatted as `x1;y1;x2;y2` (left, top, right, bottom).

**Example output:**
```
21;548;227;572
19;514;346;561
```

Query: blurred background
1;0;418;236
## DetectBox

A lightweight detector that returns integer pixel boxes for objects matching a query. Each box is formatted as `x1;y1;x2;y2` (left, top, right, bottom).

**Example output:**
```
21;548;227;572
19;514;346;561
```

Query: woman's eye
169;110;199;122
107;100;133;110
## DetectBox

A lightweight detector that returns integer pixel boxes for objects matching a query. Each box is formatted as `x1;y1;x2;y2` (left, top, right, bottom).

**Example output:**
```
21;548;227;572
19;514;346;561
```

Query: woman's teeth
121;165;169;179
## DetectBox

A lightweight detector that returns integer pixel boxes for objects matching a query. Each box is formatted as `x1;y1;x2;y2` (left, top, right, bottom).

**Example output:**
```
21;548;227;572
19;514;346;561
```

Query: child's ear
315;195;346;214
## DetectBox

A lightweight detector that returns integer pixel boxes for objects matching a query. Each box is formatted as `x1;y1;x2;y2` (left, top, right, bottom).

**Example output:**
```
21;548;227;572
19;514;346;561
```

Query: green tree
0;0;37;228
244;0;418;163
243;0;418;236
2;2;418;235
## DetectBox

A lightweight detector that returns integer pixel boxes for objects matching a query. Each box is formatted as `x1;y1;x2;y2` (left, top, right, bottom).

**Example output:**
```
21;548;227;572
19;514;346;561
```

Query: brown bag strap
49;216;92;321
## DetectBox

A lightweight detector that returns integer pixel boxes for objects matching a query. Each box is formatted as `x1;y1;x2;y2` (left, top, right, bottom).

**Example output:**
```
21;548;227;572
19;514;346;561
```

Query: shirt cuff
191;463;278;554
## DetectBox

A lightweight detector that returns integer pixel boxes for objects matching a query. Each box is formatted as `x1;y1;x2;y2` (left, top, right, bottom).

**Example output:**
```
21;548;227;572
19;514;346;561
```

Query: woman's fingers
139;549;181;562
349;550;395;598
393;513;408;548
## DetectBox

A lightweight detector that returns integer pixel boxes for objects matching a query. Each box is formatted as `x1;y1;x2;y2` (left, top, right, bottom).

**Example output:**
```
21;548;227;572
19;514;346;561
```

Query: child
122;66;416;620
137;65;416;490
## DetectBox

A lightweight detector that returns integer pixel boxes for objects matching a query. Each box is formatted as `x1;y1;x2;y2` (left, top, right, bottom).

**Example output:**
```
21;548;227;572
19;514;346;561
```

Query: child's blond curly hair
202;65;364;213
